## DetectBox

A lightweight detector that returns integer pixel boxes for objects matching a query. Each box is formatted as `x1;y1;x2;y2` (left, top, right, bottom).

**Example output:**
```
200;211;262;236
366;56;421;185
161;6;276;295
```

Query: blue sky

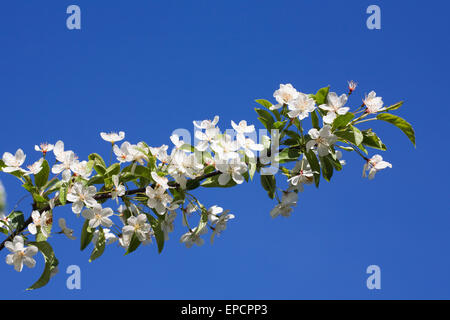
0;0;449;299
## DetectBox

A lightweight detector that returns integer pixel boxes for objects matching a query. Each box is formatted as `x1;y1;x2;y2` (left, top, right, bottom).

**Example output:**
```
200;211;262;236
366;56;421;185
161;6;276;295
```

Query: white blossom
27;210;52;237
271;84;299;110
66;182;97;214
170;134;185;149
348;80;357;93
58;218;76;240
70;160;93;180
362;154;392;180
100;131;125;144
208;208;234;243
160;211;177;241
287;159;314;192
150;144;171;164
270;192;298;218
211;134;240;160
52;150;77;182
319;92;350;124
195;127;220;152
82;205;114;229
151;172;170;190
215;160;248;185
237;135;264;158
23;158;44;176
5;236;38;272
287;93;316;120
113;142;134;163
180;226;207;248
146;185;175;215
122;214;152;242
2;149;26;173
231;120;255;135
363;91;385;114
34;143;54;156
93;228;117;245
305;125;337;157
193;116;219;130
111;175;126;202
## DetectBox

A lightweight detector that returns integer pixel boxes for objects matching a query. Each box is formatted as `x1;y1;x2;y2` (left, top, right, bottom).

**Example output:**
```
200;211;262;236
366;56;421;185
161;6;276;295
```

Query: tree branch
0;169;221;251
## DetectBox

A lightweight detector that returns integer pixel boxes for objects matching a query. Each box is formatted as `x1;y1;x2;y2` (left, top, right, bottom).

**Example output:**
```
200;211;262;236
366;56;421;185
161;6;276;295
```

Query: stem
0;169;222;251
353;118;377;125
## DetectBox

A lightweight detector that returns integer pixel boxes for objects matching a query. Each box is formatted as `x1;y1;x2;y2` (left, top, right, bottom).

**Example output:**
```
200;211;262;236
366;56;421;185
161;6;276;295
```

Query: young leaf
201;175;236;188
255;108;275;130
255;99;273;110
332;113;355;130
80;219;94;251
146;214;165;254
8;211;24;231
311;110;320;129
27;241;58;290
305;150;320;188
88;153;106;168
362;130;387;151
34;160;50;189
312;86;330;106
335;125;363;146
105;163;120;177
376;113;416;147
384;101;404;111
260;174;276;199
276;147;302;164
125;232;141;255
89;227;105;262
319;156;333;182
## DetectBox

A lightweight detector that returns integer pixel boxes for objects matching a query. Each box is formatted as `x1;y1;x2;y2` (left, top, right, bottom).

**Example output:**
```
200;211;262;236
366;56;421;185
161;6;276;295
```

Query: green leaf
8;211;24;231
385;101;404;111
89;227;105;262
87;174;104;186
34;160;50;189
32;193;47;203
27;241;58;290
105;163;120;177
376;113;416;147
125;232;141;255
255;108;275;130
335;125;363;146
146;214;165;254
312;86;330;106
272;121;287;130
180;144;195;153
260;174;276;199
319;156;334;182
276;147;302;163
305;151;320;188
362;130;387;151
194;210;209;236
255;99;273;110
311;110;320;129
88;153;106;168
201;175;236;188
332;113;355;130
80;219;94;251
123;164;152;180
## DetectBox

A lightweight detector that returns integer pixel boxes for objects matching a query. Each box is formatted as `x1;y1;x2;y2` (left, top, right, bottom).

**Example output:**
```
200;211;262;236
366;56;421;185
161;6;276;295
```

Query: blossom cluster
0;81;414;290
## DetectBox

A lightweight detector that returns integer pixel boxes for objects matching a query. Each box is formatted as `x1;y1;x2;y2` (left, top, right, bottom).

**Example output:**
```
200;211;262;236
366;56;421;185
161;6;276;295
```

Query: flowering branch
0;81;415;290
